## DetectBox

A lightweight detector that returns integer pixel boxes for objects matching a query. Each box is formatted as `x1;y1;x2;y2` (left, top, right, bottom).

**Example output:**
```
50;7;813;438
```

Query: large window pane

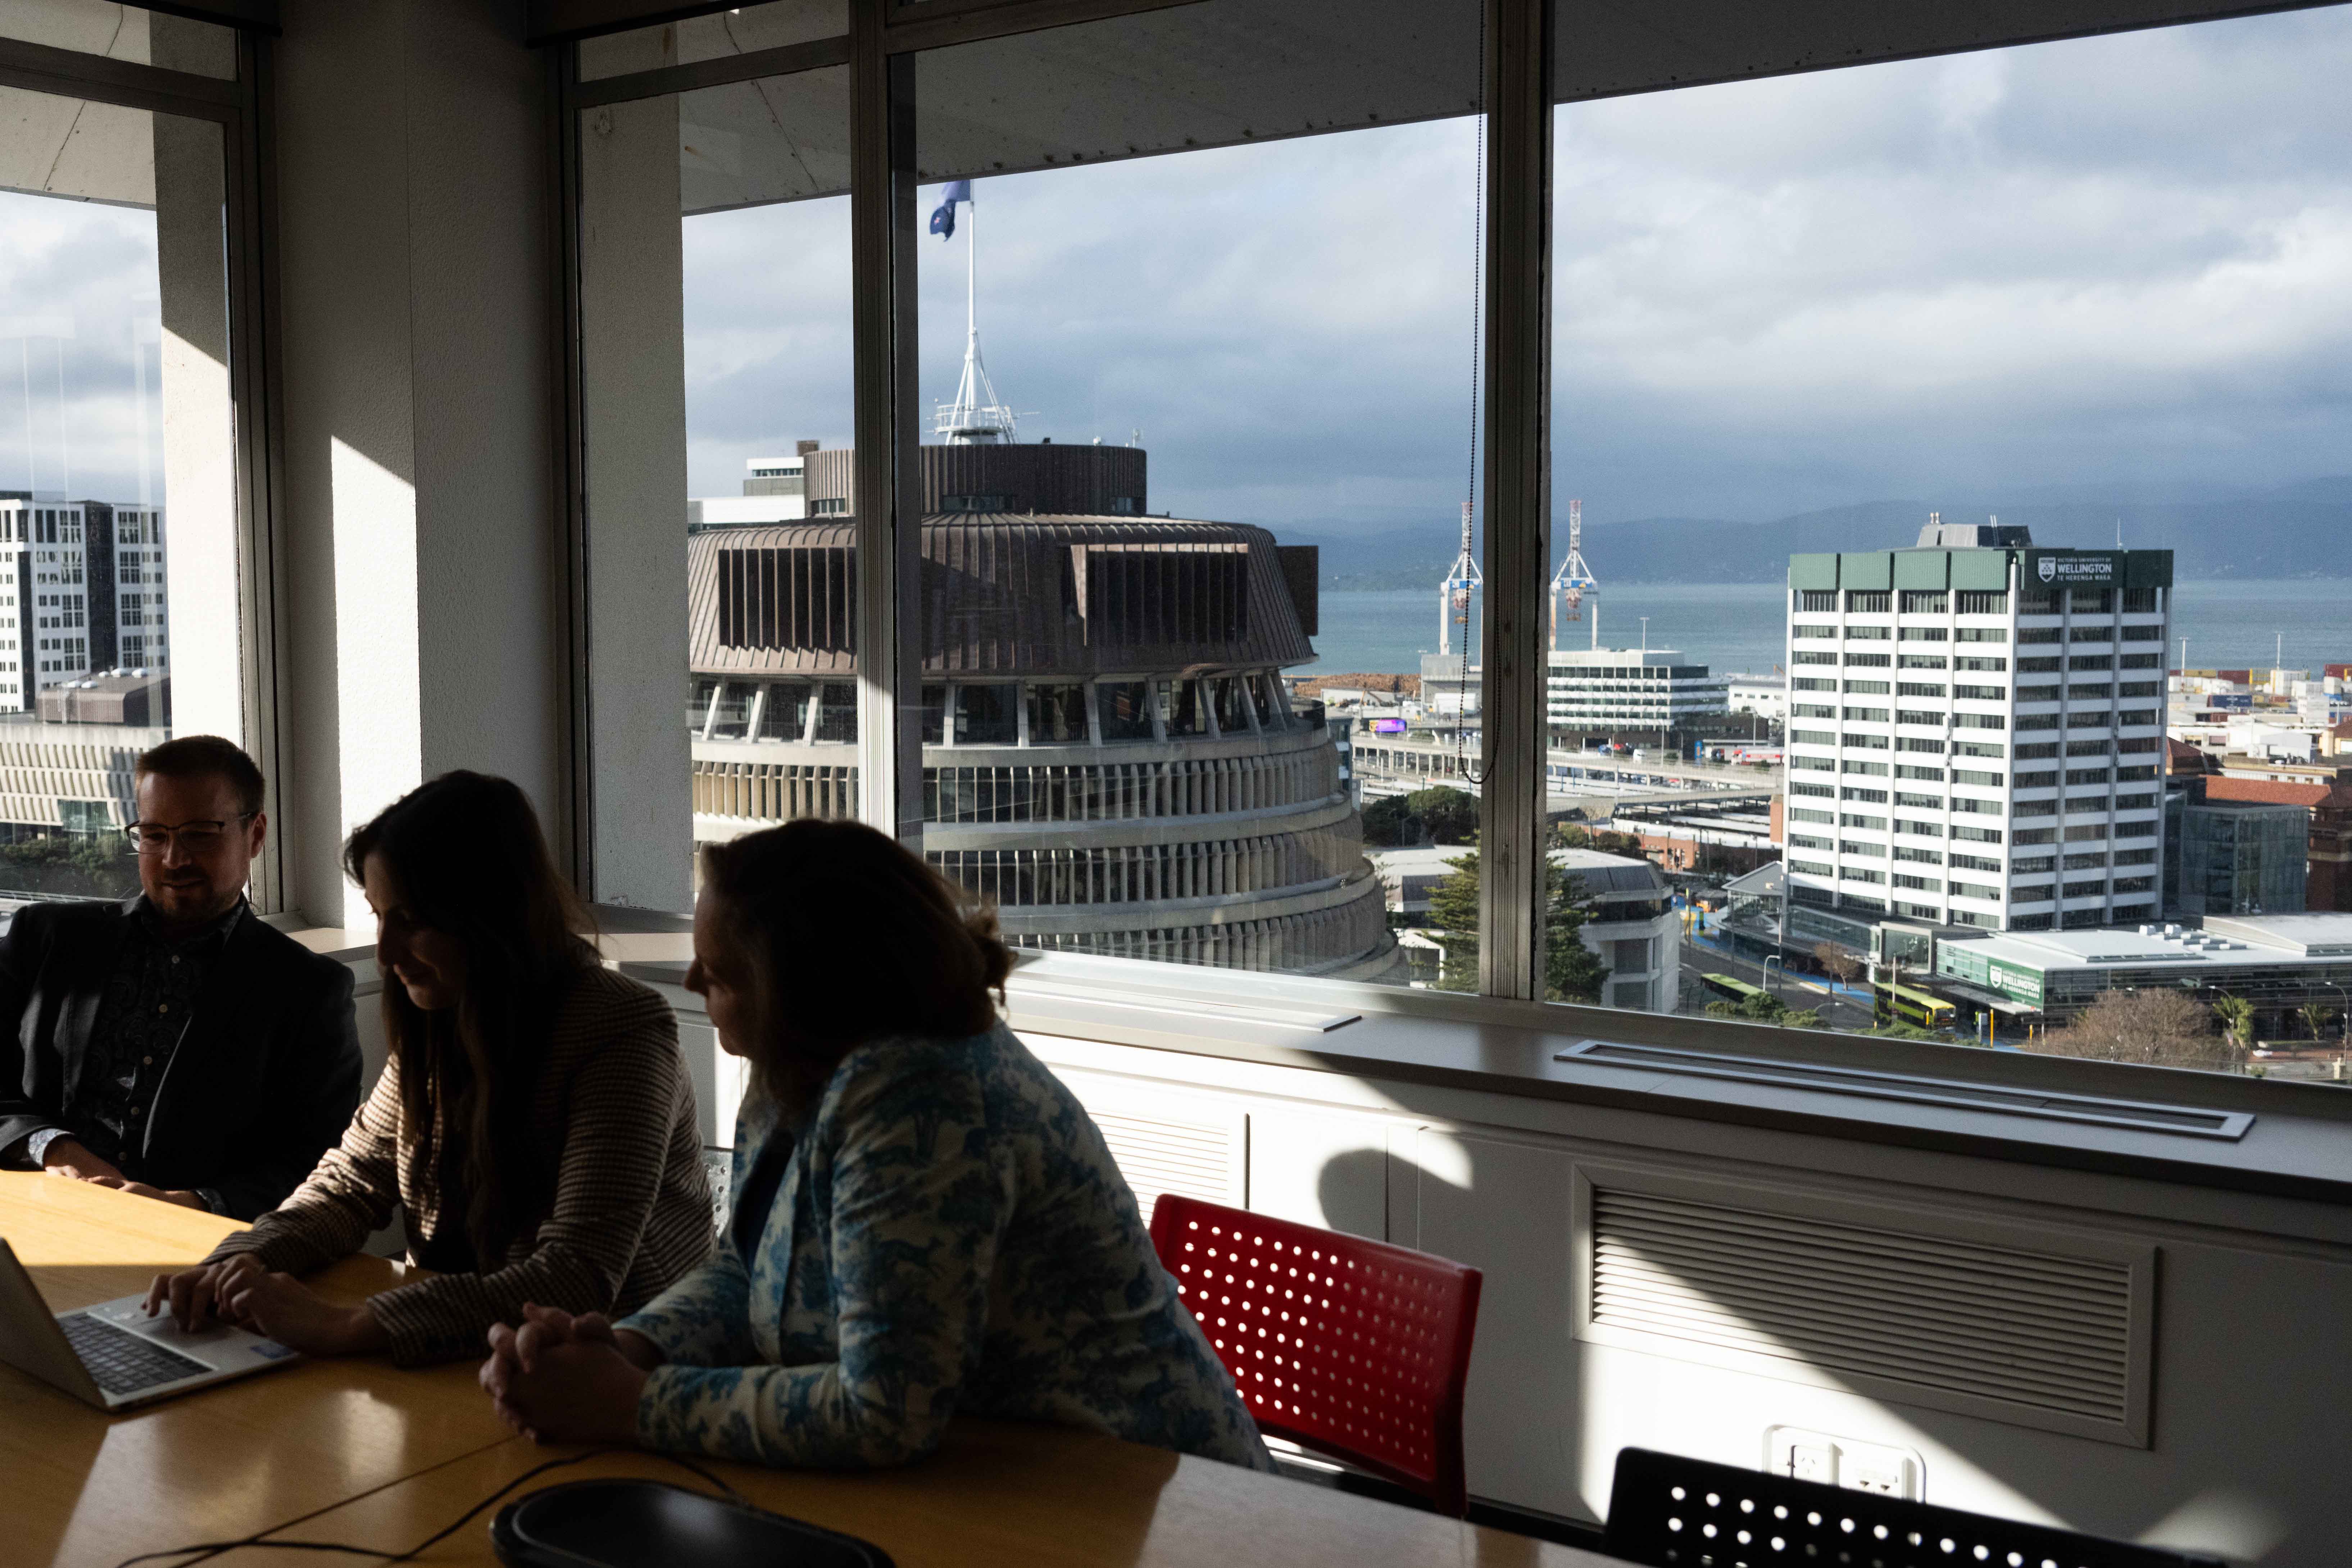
0;86;240;906
908;0;1479;978
1536;9;2352;1073
578;65;853;907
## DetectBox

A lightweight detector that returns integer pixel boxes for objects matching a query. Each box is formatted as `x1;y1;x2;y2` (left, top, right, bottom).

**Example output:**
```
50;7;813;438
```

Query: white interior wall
578;93;692;912
152;113;243;755
1028;1030;2352;1565
273;0;562;926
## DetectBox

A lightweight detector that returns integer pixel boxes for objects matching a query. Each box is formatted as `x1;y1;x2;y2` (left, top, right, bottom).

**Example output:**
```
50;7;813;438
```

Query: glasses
124;814;256;854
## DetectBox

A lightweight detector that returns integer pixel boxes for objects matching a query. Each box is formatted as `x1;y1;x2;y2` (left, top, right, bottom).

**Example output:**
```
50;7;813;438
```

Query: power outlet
1764;1426;1926;1502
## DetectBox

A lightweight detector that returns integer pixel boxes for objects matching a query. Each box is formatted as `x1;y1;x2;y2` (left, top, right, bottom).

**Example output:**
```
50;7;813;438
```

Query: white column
580;93;693;912
276;0;560;927
152;114;240;746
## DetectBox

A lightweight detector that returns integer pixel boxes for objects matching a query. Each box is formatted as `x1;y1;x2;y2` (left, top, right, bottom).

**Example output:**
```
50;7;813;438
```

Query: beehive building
685;441;1395;977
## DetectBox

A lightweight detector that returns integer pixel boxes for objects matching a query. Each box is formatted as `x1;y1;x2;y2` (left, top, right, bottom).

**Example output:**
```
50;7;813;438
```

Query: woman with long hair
477;818;1269;1472
146;772;710;1365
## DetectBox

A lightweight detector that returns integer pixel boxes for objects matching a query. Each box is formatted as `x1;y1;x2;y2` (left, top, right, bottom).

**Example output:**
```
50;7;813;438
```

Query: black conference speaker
490;1479;894;1568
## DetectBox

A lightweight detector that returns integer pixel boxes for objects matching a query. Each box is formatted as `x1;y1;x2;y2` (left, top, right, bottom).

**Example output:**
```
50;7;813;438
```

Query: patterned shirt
619;1021;1272;1473
29;897;242;1209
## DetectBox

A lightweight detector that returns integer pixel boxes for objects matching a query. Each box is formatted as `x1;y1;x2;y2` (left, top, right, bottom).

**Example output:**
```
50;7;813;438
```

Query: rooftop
2203;777;2352;810
1368;844;1669;898
1952;914;2352;972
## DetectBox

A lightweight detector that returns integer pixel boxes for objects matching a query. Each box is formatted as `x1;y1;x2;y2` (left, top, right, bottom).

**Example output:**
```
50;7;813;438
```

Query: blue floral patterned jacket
618;1022;1272;1471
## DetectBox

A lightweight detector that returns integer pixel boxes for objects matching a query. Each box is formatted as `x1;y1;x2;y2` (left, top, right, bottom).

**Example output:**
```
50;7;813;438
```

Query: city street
1678;932;1875;1032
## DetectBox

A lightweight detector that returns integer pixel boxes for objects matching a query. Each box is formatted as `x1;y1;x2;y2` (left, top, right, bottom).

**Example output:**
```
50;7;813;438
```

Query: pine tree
1544;870;1612;1004
1426;850;1482;993
1422;851;1613;1003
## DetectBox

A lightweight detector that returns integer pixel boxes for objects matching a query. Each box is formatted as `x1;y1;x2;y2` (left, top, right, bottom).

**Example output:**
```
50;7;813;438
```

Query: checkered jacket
208;963;712;1365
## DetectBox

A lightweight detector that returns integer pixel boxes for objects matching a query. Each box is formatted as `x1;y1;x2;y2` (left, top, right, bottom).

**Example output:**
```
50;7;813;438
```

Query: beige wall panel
276;0;561;925
152;114;240;753
0;86;152;206
580;91;692;911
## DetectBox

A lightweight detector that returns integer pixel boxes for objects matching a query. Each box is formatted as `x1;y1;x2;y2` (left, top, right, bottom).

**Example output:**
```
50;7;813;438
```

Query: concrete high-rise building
0;496;169;714
1782;521;2172;933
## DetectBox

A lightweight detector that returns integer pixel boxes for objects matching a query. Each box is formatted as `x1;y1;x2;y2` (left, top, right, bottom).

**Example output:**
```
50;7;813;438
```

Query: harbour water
1302;578;2351;681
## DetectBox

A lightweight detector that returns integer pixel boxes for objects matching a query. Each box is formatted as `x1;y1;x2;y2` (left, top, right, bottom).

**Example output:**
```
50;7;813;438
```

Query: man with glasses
0;736;360;1218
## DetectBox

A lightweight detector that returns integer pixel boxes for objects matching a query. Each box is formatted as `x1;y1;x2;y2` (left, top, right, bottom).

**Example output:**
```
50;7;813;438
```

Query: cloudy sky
4;6;2342;545
682;4;2352;543
0;190;165;508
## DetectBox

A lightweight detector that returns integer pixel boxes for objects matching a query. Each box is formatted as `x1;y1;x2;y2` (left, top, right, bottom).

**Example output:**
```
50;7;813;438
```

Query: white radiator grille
1588;1186;2144;1440
1092;1109;1241;1218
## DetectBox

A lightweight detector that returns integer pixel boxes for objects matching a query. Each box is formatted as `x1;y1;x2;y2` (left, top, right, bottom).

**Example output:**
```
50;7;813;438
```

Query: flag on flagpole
928;179;972;240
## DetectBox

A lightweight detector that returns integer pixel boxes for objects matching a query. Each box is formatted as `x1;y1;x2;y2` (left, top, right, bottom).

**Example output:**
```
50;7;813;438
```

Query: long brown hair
345;772;596;1263
699;819;1011;1109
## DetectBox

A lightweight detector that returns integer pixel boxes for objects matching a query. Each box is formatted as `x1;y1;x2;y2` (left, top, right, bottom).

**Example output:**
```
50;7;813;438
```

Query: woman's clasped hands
478;1301;665;1445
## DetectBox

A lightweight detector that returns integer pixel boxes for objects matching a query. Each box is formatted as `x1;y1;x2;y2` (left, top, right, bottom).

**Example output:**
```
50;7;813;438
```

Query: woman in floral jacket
478;819;1270;1473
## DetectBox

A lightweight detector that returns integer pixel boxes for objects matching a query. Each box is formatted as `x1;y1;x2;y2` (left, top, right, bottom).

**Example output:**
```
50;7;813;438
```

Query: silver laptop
0;1237;303;1411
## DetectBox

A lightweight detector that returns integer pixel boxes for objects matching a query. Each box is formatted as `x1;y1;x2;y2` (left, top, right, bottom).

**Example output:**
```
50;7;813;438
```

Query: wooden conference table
3;1174;1611;1568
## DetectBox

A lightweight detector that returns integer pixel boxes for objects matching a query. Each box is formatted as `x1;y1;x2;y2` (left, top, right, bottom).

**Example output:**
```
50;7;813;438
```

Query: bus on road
1872;980;1957;1032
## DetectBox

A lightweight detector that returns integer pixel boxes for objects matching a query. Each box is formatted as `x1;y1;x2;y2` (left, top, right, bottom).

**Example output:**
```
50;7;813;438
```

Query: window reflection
1097;681;1153;743
1027;682;1086;744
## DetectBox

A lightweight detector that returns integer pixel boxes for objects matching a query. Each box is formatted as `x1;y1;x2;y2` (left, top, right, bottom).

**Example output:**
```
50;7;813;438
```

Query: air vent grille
1584;1182;2151;1444
1092;1109;1240;1219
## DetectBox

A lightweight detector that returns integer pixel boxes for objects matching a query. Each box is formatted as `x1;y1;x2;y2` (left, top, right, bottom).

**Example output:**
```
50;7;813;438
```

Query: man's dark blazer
0;895;362;1221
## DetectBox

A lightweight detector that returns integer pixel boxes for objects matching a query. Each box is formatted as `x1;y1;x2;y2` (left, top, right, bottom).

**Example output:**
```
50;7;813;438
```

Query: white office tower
0;496;170;713
1780;521;2172;933
1545;648;1728;731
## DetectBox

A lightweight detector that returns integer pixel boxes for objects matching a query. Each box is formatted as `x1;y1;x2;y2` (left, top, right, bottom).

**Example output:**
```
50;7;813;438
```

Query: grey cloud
679;6;2352;539
0;191;165;505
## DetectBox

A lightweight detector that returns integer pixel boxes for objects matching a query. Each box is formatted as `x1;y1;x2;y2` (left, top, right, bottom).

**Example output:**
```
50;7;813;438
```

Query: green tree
1407;787;1478;846
1425;850;1483;993
1423;853;1612;1004
1544;871;1611;1005
2210;994;2257;1051
1702;990;1826;1031
1862;1019;1945;1041
0;834;139;902
2299;1001;2338;1045
1362;793;1420;847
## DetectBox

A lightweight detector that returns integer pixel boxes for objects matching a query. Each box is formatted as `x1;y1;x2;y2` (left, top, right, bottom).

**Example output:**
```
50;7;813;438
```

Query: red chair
1149;1193;1484;1516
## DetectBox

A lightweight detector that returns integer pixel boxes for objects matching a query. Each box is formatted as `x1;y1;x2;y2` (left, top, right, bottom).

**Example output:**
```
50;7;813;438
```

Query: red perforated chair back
1150;1193;1483;1516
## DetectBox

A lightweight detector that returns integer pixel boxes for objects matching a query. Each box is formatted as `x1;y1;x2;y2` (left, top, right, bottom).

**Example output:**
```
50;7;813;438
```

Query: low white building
689;450;813;530
1369;842;1680;1010
1547;646;1729;732
1726;672;1789;723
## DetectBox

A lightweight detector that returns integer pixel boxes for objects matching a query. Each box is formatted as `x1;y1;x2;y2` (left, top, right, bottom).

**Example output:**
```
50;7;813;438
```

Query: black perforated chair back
1601;1449;2226;1568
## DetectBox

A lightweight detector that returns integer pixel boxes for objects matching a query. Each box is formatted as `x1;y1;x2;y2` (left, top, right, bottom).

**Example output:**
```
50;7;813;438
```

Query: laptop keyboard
60;1312;211;1396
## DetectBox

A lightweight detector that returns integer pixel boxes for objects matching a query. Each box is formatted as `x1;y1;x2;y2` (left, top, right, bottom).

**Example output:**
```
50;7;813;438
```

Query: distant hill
1275;479;2352;588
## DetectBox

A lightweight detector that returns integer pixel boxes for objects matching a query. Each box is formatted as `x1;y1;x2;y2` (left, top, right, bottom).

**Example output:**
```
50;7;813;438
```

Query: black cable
113;1447;754;1568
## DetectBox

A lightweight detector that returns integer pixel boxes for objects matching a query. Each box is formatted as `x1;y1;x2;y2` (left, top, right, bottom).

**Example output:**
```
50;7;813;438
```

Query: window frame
555;0;2341;1124
0;14;288;912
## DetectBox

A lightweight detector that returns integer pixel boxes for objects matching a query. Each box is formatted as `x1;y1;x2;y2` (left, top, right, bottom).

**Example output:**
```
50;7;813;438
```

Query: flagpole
967;187;978;377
